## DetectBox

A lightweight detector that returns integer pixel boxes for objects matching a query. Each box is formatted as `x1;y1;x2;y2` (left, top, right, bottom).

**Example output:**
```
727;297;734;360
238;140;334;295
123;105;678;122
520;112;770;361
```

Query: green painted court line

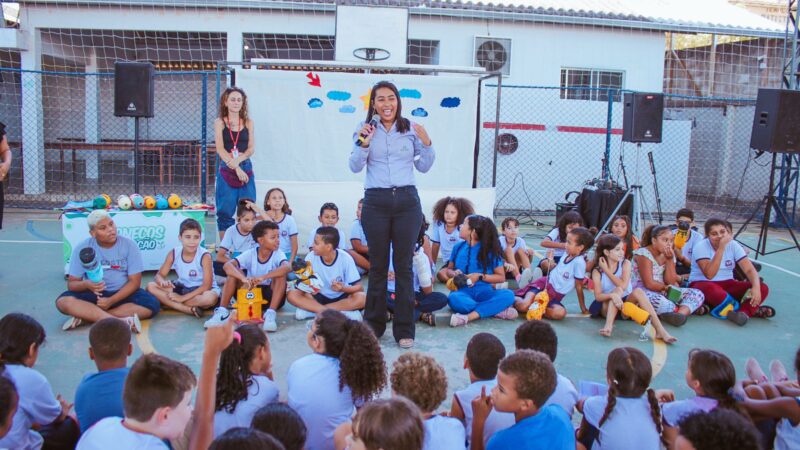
0;239;61;244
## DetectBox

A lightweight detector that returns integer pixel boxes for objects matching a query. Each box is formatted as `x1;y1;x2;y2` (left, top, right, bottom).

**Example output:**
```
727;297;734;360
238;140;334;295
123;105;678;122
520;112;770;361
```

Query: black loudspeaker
114;62;155;118
622;92;664;143
750;88;800;153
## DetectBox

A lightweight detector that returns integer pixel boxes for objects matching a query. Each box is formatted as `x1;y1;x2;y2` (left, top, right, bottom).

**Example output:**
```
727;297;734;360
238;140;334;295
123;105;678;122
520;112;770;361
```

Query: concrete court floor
0;209;798;415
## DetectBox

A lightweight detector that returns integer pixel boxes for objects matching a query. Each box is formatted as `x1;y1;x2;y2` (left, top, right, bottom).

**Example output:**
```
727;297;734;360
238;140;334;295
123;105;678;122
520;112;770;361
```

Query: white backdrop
238;69;479;188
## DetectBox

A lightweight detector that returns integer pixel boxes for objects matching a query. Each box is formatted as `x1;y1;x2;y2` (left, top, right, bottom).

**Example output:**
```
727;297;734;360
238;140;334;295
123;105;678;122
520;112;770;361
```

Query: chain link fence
1;68;221;209
477;84;793;229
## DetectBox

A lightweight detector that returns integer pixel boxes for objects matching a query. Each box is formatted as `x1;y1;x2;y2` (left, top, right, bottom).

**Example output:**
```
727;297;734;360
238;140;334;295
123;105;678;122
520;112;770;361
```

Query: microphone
355;116;379;146
80;247;104;283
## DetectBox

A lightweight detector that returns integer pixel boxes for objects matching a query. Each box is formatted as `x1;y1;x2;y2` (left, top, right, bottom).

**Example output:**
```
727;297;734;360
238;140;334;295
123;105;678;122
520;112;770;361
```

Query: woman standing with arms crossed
349;81;435;348
215;87;256;239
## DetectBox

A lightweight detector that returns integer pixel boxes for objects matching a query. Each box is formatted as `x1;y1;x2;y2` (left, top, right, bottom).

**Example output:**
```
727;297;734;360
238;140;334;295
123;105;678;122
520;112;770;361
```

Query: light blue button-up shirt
348;120;435;189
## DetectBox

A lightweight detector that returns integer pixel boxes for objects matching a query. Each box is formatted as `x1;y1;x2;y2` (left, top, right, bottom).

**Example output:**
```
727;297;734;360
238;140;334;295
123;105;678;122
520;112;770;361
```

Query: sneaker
262;309;278;332
62;316;83;331
495;307;519;320
125;314;142;334
519;267;535;287
204;307;231;328
659;312;688;327
342;310;363;321
294;307;316;321
727;311;749;326
449;313;470;327
495;282;509;290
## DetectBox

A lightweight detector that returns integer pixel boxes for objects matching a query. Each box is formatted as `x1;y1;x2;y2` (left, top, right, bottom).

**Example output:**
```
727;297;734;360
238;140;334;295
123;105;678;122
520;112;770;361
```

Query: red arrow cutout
307;72;321;87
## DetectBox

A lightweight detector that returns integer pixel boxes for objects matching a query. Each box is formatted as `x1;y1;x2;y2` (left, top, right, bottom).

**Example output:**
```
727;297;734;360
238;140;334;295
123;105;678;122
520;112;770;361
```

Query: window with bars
243;34;335;62
560;68;624;101
407;39;440;65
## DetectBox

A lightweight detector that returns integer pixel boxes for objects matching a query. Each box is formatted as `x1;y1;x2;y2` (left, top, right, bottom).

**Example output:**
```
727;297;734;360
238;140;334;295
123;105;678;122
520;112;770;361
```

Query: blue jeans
386;290;448;321
215;159;256;231
448;282;514;318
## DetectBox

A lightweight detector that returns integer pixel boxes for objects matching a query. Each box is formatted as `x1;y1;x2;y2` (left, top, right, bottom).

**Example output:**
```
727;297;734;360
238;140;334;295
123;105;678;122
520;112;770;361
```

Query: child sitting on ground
589;234;676;343
251;403;307;450
306;202;348;252
609;215;638;260
335;397;425;450
440;215;517;327
221;221;291;332
214;323;279;438
671;208;702;280
288;226;366;321
539;211;583;275
676;409;761;450
431;196;475;280
0;313;78;450
258;187;299;262
148;218;220;318
661;348;750;447
515;227;595;319
76;353;196;449
349;198;370;274
449;333;514;448
390;352;466;449
210;427;285;450
577;347;662;450
514;321;578;419
499;217;537;287
472;350;575;450
215;199;260;285
75;318;132;433
288;309;386;450
0;374;17;441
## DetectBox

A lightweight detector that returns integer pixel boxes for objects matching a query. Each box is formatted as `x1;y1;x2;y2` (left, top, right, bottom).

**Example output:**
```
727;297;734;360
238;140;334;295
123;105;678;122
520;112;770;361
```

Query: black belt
366;185;416;192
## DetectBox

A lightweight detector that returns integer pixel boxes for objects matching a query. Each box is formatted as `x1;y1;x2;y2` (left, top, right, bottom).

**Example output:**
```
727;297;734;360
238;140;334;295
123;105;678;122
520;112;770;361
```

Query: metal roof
18;0;789;37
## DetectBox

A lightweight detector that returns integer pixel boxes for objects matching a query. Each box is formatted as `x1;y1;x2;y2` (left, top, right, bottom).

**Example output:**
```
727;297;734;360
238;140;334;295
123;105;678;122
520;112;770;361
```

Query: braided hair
215;324;268;413
464;215;504;274
598;347;661;434
315;309;387;402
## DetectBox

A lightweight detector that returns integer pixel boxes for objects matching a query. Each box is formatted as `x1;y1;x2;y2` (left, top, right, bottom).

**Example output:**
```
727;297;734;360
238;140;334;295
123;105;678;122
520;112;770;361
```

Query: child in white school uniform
215;199;260;284
213;324;279;438
287;309;386;450
390;352;466;450
498;217;536;286
431;196;475;282
306;203;348;252
221;221;291;332
539;211;583;275
289;226;366;321
257;187;299;262
147;218;220;318
449;333;514;449
349;198;370;274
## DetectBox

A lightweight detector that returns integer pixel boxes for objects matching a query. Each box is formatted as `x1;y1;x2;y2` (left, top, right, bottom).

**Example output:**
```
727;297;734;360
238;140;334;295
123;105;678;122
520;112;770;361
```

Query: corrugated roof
18;0;788;36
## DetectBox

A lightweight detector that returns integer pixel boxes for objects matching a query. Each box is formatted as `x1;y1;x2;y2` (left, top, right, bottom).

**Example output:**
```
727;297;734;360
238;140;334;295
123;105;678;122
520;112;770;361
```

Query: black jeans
361;186;422;341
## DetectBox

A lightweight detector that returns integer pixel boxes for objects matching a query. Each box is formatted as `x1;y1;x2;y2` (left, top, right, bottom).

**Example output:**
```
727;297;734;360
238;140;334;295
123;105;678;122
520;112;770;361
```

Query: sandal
693;305;710;316
419;312;436;327
191;306;203;319
753;305;775;318
398;338;414;349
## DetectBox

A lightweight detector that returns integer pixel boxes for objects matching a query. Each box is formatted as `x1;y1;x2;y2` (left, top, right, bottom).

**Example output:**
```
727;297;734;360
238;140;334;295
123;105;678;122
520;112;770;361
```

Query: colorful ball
167;193;182;209
101;194;112;206
155;195;168;210
117;195;132;210
93;195;108;210
143;195;156;209
130;194;144;210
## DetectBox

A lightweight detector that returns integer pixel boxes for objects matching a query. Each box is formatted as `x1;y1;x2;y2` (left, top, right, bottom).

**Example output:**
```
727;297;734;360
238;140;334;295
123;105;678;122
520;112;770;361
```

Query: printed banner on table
62;210;207;273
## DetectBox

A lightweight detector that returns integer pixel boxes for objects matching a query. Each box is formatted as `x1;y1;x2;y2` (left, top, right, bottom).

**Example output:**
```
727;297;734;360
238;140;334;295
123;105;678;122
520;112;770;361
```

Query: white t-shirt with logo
219;224;258;258
234;248;288;286
213;375;280;438
545;228;566;258
548;254;586;295
304;249;361;299
76;417;168;450
171;246;217;290
688;238;747;283
498;236;528;254
274;214;299;254
429;221;463;262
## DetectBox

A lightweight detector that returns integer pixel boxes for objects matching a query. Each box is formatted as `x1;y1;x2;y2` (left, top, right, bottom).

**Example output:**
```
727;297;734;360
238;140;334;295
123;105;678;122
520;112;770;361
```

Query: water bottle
80;247;104;283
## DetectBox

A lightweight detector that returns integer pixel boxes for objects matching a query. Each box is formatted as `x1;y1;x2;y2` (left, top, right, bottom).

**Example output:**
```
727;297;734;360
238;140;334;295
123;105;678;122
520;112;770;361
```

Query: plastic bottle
79;247;104;283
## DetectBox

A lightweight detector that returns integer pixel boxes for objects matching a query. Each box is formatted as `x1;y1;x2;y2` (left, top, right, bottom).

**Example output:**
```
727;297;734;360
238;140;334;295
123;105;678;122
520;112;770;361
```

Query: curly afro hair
390;352;448;414
678;409;760;450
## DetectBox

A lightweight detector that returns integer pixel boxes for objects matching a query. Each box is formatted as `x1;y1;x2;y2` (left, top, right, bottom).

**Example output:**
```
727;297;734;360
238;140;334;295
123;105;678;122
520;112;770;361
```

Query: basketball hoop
353;47;391;62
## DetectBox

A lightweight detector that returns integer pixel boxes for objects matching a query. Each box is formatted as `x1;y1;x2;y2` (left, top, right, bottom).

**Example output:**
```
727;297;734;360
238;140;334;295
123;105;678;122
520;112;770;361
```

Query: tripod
734;152;800;257
600;143;657;237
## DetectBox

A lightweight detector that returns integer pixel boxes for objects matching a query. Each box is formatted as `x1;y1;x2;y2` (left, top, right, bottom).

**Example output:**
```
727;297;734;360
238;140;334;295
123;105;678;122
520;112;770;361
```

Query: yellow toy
291;257;323;295
674;221;691;250
446;273;472;291
101;194;111;206
622;302;650;325
168;193;182;209
143;195;156;209
232;288;267;322
526;290;550;321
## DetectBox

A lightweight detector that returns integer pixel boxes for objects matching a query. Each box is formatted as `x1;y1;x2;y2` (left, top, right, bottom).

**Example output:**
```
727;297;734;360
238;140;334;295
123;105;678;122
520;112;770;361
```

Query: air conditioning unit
474;37;511;76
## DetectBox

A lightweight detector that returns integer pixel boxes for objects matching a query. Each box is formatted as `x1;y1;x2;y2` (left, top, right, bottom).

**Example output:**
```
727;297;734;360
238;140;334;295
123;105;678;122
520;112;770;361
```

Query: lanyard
226;116;242;155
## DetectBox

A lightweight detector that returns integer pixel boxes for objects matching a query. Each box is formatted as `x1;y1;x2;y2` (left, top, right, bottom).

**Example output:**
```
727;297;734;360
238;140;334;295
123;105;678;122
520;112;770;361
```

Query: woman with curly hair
213;324;278;438
390;352;465;449
441;215;517;327
288;309;387;450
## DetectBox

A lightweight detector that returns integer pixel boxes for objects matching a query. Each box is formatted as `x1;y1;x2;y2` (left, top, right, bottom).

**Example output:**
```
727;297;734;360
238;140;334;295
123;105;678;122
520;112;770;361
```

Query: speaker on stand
114;61;155;193
734;88;800;257
601;92;665;237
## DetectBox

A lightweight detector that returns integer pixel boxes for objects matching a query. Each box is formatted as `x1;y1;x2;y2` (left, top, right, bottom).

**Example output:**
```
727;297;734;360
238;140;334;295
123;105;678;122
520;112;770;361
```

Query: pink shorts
514;276;566;303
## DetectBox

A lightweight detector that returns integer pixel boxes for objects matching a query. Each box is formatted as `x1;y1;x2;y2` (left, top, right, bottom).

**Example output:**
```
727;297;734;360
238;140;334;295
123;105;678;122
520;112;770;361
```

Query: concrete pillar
84;51;100;179
20;28;45;194
226;30;244;76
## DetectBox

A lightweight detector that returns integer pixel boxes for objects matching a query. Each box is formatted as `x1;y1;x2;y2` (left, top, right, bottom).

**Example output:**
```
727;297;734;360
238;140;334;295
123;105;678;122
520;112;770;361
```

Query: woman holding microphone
349;81;435;348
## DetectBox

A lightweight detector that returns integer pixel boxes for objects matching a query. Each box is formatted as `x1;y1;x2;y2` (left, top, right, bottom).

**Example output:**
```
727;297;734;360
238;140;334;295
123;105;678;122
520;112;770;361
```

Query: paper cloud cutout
339;105;356;113
411;108;428;117
307;98;323;108
327;91;352;101
399;89;422;99
440;97;461;108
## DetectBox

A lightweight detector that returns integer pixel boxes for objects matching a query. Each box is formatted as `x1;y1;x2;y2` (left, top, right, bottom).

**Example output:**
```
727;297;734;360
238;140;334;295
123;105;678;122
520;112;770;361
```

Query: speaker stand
600;143;656;237
734;152;800;257
133;117;141;194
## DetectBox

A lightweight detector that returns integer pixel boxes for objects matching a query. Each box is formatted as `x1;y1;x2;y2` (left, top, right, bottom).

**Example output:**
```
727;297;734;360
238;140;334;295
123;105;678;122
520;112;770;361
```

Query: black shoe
727;311;749;326
386;311;394;323
659;312;688;327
